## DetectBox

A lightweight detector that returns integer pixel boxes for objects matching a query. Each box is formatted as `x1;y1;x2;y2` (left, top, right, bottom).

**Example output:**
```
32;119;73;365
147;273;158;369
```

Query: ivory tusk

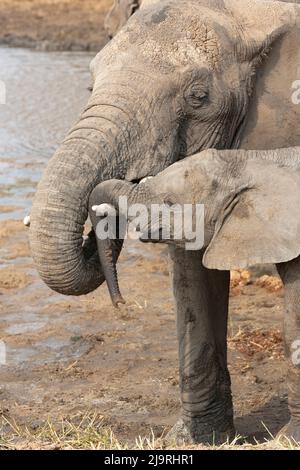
23;215;31;227
139;176;153;185
92;203;116;217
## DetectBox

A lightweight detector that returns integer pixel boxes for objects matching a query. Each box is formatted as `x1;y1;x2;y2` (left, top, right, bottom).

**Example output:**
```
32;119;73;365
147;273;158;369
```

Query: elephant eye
186;84;209;108
130;1;140;15
163;193;179;207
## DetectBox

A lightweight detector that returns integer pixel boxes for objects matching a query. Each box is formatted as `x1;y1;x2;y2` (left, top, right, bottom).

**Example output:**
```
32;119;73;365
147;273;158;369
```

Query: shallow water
0;47;157;363
0;47;93;220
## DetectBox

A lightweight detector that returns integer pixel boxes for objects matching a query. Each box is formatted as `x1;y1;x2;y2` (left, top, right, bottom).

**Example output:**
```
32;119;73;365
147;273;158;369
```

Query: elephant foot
165;417;236;446
276;418;300;444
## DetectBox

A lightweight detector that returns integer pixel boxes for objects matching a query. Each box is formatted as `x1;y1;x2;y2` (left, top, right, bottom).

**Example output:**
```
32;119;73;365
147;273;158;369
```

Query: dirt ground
0;217;295;449
0;0;298;451
0;0;114;51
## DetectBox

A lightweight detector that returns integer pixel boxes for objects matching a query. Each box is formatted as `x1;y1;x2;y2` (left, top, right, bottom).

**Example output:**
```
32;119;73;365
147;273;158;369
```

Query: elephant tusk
92;203;116;217
23;215;31;227
82;235;90;247
139;176;153;185
127;225;141;240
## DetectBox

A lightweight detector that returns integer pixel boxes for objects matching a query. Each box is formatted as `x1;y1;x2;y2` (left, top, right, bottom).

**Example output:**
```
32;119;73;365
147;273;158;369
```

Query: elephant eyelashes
163;193;179;207
183;67;211;109
185;85;209;108
130;2;139;15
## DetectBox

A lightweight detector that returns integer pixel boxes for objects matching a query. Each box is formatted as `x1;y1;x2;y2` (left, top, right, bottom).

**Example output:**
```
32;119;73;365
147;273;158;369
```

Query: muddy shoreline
0;0;113;52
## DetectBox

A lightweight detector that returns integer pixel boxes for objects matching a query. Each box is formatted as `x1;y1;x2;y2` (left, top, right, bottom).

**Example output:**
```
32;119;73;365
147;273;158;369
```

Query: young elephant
89;146;300;441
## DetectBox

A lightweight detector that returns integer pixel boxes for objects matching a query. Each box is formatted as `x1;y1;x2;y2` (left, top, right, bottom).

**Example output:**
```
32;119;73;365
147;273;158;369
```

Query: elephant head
89;147;300;306
104;0;141;39
30;0;300;297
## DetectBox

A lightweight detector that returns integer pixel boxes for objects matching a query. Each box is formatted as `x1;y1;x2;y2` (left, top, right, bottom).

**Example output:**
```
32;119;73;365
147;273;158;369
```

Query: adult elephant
104;0;142;39
30;0;300;444
104;0;300;40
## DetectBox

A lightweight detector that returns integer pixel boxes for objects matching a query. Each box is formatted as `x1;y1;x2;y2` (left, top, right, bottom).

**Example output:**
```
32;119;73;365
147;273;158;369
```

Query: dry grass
0;0;114;51
0;414;300;451
0;0;113;12
228;328;284;359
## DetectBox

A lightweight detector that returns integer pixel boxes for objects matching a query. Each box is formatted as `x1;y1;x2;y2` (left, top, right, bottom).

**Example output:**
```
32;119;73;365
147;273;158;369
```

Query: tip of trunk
112;294;126;309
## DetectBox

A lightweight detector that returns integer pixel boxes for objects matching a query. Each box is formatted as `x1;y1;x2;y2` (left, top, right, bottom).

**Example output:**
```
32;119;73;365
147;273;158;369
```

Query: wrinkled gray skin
30;0;300;444
104;0;300;40
90;147;300;443
104;0;141;39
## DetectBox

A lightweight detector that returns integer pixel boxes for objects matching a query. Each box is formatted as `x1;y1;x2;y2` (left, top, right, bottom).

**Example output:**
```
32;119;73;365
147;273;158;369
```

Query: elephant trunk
29;102;129;296
89;179;147;307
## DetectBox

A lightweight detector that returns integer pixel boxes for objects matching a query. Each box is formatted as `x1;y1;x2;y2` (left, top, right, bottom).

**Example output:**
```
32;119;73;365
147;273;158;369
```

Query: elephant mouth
139;234;185;247
83;175;155;259
231;116;247;149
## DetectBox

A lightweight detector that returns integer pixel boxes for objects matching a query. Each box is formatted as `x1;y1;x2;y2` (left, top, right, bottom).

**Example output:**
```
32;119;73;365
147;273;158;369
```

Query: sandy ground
0;217;294;449
0;0;113;51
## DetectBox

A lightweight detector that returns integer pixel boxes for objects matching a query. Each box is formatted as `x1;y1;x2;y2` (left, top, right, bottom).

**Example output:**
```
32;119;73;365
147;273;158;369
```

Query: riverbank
0;0;113;51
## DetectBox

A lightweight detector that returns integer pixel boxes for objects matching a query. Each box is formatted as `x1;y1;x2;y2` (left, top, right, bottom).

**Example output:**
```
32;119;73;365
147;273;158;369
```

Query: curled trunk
88;180;134;305
88;179;154;306
30;104;125;296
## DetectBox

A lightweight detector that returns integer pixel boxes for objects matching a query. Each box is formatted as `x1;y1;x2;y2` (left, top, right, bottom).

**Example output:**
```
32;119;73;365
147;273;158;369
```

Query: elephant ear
238;0;300;150
203;161;300;271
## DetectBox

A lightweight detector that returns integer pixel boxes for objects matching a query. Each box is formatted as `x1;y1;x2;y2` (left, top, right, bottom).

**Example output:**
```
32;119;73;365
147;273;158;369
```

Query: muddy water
0;48;96;365
0;47;165;368
0;47;93;220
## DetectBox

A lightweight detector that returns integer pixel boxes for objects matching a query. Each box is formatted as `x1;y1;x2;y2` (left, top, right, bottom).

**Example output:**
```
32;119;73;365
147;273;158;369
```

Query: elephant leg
167;246;235;445
276;258;300;443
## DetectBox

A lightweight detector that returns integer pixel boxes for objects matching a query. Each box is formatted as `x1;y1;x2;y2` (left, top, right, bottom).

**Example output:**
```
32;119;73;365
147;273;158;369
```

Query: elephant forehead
152;156;211;197
138;15;221;68
151;164;187;194
99;3;235;70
